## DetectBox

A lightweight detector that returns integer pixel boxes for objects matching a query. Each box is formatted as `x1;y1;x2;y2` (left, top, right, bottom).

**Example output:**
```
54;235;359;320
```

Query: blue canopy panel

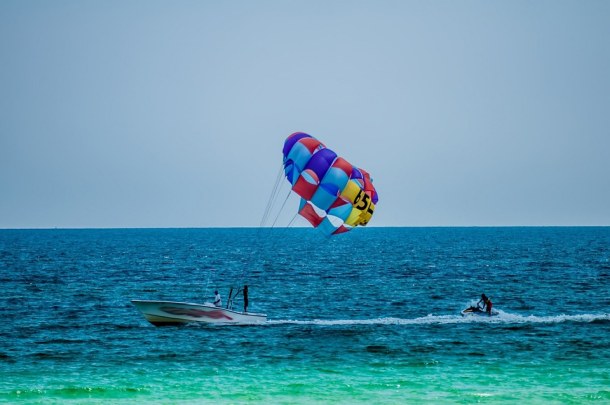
310;165;350;211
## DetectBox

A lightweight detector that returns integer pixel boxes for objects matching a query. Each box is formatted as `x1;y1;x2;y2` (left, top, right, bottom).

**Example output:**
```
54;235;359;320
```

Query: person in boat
213;290;222;307
243;285;249;313
477;294;493;315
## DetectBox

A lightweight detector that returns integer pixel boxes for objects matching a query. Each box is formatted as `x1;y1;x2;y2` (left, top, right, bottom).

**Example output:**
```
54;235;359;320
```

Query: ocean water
1;227;609;404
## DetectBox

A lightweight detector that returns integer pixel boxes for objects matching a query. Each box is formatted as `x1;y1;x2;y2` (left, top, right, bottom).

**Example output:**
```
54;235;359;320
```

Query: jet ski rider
478;294;493;316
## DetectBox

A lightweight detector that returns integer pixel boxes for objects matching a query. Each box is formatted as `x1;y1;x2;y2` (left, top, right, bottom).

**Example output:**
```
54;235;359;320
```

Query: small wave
34;338;102;345
0;352;15;363
365;345;390;353
267;312;610;326
8;386;148;398
31;352;76;360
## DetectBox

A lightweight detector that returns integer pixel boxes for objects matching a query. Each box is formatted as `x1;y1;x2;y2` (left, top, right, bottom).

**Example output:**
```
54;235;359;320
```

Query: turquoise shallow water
1;227;609;403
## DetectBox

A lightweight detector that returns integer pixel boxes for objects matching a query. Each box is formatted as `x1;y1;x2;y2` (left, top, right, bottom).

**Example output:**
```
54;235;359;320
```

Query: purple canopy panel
283;132;312;158
304;148;337;181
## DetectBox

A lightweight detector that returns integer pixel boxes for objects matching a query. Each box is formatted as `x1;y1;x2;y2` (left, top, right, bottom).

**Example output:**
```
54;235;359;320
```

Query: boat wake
267;311;610;326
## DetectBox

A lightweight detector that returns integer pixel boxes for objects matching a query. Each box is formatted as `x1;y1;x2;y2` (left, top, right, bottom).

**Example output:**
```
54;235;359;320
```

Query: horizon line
1;225;609;231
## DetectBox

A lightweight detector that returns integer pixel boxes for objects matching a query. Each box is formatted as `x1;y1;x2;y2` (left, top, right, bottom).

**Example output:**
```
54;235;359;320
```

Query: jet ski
461;306;499;317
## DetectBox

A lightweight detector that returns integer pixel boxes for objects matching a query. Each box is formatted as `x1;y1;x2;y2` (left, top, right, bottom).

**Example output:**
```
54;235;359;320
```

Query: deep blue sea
1;227;609;403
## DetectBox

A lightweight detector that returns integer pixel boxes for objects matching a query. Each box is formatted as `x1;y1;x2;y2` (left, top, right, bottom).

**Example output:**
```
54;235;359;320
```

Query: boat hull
131;300;267;326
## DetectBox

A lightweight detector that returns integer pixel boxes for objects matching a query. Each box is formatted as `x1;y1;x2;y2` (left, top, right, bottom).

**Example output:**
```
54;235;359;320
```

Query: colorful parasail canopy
282;132;379;235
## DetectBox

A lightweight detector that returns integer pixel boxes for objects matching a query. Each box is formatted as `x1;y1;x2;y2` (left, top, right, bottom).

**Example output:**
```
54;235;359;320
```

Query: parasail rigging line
270;188;293;229
238;163;291;289
260;164;285;228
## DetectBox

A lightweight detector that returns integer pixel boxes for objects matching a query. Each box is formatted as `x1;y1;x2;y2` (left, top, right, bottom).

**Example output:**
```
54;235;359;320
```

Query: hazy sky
1;0;609;228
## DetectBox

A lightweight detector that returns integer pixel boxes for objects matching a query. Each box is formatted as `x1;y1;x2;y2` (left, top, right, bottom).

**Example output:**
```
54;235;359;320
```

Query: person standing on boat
214;290;222;307
477;294;492;315
243;285;249;313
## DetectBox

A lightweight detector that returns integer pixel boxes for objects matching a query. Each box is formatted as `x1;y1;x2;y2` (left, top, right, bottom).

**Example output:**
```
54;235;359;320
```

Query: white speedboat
131;299;267;326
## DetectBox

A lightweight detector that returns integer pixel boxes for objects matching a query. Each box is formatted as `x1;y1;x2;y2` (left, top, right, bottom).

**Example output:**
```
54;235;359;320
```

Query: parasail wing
283;132;378;235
